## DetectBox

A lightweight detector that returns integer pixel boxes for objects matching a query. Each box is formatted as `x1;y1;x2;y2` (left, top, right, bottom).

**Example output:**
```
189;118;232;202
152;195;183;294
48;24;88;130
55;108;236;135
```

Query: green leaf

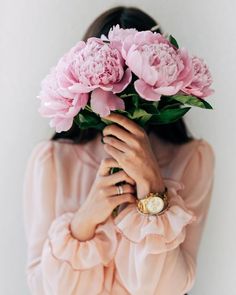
120;93;137;98
128;108;149;120
152;101;159;108
169;35;179;49
112;107;152;127
77;114;97;128
149;107;191;124
136;114;153;127
93;122;106;130
132;95;140;108
114;109;129;115
74;110;105;130
171;95;213;109
140;102;159;114
101;118;114;125
160;102;184;110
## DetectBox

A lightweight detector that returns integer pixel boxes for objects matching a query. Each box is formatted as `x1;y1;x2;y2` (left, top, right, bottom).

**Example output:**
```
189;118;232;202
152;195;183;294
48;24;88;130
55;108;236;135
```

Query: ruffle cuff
47;212;117;270
113;179;196;254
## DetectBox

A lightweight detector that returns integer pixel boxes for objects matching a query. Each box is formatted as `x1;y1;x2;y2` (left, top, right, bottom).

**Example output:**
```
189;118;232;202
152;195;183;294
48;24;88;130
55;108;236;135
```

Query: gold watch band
136;187;169;215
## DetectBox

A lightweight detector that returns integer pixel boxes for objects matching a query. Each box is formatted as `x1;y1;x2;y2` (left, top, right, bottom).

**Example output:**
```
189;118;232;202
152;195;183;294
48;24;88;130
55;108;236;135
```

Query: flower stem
85;105;92;112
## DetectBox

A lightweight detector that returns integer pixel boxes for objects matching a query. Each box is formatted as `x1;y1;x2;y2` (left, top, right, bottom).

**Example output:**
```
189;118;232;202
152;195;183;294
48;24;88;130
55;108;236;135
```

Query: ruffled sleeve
23;141;117;295
114;178;196;254
45;212;117;270
113;139;215;295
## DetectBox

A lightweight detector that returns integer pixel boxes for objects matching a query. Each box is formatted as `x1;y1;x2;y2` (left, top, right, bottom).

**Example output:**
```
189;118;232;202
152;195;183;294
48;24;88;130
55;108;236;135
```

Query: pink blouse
23;131;215;295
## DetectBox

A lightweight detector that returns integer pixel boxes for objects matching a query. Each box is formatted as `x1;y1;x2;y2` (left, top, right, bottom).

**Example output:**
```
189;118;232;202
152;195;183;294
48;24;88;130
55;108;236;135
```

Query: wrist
71;210;98;242
137;177;165;199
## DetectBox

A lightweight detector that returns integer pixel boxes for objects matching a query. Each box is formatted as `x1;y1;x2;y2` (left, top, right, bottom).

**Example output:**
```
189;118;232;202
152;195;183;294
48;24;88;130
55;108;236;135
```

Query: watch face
146;197;164;214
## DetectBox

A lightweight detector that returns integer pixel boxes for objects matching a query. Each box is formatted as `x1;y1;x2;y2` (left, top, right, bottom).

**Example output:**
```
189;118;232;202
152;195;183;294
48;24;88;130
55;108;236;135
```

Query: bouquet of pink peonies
37;25;214;133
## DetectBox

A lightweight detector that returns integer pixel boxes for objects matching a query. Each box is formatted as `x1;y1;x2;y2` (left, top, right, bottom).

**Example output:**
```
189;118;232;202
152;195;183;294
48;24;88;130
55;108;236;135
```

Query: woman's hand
102;113;165;199
71;157;136;241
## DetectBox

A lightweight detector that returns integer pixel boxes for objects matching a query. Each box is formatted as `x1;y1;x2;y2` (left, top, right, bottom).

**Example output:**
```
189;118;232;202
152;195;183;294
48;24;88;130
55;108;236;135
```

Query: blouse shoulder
179;138;216;185
179;138;215;164
190;139;215;168
168;138;215;182
27;140;54;166
28;138;79;164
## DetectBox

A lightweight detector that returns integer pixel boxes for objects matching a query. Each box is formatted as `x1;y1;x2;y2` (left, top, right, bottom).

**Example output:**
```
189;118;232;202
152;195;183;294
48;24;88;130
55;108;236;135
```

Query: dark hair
51;6;194;145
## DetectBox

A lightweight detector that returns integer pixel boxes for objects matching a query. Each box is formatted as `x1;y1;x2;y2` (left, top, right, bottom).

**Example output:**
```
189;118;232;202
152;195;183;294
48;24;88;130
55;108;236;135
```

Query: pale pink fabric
23;131;215;295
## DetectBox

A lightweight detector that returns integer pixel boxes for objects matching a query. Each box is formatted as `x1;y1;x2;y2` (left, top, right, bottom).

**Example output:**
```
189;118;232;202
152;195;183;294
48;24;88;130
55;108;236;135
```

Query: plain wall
0;0;235;294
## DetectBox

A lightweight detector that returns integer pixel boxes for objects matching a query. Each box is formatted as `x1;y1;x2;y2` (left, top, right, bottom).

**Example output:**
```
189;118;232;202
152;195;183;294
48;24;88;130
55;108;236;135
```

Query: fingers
105;170;136;186
103;143;123;161
103;135;128;152
107;183;136;196
102;124;130;142
109;193;136;208
104;113;144;136
103;124;131;142
98;158;120;176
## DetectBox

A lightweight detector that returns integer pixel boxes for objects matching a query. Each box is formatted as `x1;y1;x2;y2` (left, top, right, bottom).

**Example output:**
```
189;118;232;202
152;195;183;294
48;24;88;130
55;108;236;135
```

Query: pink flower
181;56;214;98
38;67;88;132
55;41;85;90
90;88;125;117
121;30;171;59
119;31;193;101
67;37;132;94
102;24;138;52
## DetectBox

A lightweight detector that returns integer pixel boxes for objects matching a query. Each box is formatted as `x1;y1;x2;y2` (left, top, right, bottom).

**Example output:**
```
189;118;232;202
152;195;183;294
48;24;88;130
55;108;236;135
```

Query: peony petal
201;87;214;98
155;84;182;96
121;36;137;59
126;49;144;80
134;31;156;45
141;61;158;86
50;117;73;133
112;68;132;93
99;85;113;91
57;88;76;99
78;92;89;109
176;48;193;86
68;83;95;93
134;79;161;101
91;88;125;117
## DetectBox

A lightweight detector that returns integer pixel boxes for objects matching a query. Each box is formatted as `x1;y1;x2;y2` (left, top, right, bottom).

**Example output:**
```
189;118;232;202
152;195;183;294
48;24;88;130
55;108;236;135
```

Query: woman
23;6;215;295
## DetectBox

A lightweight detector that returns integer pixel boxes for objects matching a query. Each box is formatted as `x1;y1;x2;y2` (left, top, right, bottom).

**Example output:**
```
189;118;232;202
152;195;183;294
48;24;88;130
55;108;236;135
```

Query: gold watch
136;187;169;215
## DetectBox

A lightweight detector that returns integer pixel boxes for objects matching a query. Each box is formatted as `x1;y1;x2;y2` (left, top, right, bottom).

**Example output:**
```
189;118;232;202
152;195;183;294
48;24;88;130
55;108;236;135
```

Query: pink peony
116;30;193;101
67;37;132;94
90;88;125;117
102;24;138;52
38;67;88;132
38;26;213;132
105;26;170;59
181;56;214;98
55;41;85;90
121;30;171;60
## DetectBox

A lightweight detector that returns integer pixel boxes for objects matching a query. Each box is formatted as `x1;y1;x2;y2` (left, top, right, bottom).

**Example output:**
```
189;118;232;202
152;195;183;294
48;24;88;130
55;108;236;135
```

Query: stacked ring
117;185;124;195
